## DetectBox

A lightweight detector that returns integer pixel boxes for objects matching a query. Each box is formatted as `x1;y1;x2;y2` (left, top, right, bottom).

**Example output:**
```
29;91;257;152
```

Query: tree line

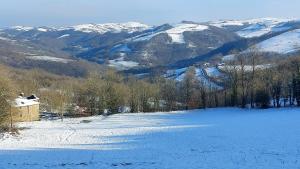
1;54;300;131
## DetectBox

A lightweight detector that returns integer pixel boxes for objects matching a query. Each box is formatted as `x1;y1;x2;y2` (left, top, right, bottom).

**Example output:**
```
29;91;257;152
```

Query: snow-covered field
1;108;300;169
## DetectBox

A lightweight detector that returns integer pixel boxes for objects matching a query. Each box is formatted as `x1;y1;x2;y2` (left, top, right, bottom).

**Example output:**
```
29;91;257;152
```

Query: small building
11;94;40;122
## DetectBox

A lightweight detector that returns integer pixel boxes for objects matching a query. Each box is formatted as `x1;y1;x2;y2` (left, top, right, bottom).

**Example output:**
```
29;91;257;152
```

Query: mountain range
0;18;300;80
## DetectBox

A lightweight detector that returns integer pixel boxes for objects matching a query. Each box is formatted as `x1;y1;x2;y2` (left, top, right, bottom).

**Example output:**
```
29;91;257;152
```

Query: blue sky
0;0;300;27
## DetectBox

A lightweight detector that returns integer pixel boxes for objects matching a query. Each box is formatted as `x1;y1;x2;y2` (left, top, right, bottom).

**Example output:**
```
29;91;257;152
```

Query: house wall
12;104;40;122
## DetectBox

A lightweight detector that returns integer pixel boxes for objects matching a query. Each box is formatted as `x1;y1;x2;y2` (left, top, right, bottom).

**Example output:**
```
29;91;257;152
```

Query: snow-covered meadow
1;108;300;169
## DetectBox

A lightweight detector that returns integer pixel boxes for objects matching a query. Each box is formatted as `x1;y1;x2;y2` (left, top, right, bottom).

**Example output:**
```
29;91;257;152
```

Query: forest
1;53;300;131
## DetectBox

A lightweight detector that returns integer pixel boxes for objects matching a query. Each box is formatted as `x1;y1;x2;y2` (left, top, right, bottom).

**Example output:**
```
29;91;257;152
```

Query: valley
0;18;299;83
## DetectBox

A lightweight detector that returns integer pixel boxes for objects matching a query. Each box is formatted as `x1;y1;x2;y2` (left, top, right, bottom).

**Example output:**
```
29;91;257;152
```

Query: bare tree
0;75;16;131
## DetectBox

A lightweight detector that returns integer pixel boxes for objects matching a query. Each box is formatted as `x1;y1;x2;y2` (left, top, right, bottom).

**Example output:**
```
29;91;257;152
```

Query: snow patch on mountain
57;34;70;39
236;18;294;38
66;22;150;34
166;24;209;43
164;68;188;81
27;56;72;63
130;32;160;42
210;20;245;28
10;26;57;32
36;28;48;32
111;44;132;53
0;36;15;42
195;68;222;89
108;57;139;70
210;18;296;38
165;67;222;89
218;64;272;72
211;18;293;28
222;54;235;61
204;67;224;78
256;29;300;54
128;23;208;44
11;26;34;32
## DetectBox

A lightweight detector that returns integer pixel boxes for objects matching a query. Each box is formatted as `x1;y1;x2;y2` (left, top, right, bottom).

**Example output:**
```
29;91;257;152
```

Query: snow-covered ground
236;18;292;38
165;67;222;89
108;57;139;70
195;68;222;89
204;67;224;78
2;108;299;169
256;29;300;54
164;67;187;79
218;64;272;72
222;54;235;61
27;56;73;63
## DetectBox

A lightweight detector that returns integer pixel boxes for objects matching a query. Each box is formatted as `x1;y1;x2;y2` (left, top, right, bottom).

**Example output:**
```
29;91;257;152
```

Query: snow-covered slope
195;68;222;89
210;20;245;27
211;18;296;38
256;29;300;54
236;18;293;38
65;22;151;34
27;55;73;63
165;67;222;89
165;24;209;43
204;67;224;78
1;108;300;169
9;22;150;34
10;26;56;32
108;57;139;70
10;26;34;32
129;23;209;44
2;18;300;74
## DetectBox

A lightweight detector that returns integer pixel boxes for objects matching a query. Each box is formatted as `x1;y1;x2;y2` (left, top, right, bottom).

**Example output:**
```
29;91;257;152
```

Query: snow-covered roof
13;97;39;107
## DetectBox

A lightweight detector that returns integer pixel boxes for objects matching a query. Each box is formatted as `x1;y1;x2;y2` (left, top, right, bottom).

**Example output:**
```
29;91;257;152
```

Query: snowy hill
129;23;209;44
1;108;300;169
1;18;300;75
64;22;151;34
165;67;222;89
9;22;151;34
256;29;300;54
236;18;295;38
210;18;298;38
2;21;239;68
